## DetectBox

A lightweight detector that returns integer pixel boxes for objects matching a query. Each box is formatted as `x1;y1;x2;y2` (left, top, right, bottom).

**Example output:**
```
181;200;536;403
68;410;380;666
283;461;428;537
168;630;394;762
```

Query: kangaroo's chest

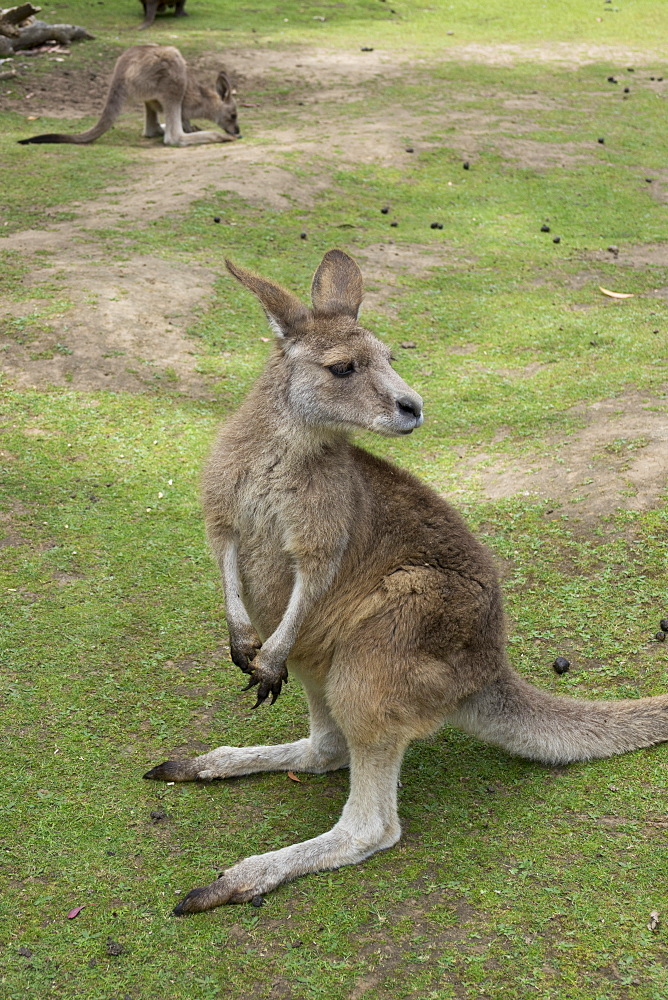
231;464;306;635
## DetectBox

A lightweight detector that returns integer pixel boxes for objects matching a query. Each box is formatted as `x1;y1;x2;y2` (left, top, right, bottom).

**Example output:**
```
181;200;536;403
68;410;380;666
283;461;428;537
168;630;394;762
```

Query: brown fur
144;250;668;914
17;45;239;148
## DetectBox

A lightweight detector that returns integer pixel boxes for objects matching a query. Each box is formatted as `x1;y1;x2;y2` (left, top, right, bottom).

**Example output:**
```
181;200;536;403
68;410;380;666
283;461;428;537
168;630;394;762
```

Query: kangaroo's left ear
225;258;311;339
216;71;232;101
311;249;364;320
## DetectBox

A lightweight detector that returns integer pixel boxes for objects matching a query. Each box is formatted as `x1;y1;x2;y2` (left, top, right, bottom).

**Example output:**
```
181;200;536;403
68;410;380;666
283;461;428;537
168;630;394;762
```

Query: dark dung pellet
553;656;570;674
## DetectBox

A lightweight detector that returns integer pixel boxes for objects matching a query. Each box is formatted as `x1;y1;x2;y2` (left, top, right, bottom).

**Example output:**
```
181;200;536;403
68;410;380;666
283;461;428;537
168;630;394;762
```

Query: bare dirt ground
2;42;667;516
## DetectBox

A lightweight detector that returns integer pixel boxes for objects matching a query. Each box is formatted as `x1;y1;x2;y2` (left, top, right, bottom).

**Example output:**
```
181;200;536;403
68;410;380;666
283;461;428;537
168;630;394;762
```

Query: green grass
1;1;668;998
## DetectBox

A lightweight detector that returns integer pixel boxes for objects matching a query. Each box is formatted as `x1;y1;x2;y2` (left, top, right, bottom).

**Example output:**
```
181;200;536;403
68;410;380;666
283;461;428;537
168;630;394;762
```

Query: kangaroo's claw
240;661;288;707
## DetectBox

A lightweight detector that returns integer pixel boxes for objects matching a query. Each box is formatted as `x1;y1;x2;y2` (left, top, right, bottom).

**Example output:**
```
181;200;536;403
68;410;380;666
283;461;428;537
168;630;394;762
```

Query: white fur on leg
173;741;405;912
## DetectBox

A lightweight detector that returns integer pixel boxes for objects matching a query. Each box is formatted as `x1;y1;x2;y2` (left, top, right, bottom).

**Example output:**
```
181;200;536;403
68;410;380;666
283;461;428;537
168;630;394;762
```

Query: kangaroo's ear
225;259;310;339
216;71;232;101
311;249;364;319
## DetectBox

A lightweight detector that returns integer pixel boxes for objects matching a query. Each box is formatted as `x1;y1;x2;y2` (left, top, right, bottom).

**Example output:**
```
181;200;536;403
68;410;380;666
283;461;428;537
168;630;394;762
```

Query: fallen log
0;6;93;52
12;19;94;49
0;4;41;37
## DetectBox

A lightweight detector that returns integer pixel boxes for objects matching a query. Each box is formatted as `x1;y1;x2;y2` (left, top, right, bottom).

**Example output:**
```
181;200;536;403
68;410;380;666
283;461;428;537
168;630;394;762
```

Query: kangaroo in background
18;45;239;148
145;249;668;914
139;0;187;31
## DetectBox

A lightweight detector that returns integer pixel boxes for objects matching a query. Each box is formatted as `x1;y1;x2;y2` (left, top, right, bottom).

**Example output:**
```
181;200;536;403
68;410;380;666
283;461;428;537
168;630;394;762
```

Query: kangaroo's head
225;250;424;437
193;70;240;136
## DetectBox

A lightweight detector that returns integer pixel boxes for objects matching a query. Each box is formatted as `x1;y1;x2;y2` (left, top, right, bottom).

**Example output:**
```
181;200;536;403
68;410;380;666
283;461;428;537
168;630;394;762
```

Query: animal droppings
660;618;668;632
623;87;630;93
541;224;551;232
405;146;414;153
553;236;561;244
463;160;470;169
656;631;667;643
250;894;264;907
553;657;570;674
607;76;617;84
646;177;654;183
390;221;398;227
380;206;390;214
300;232;308;240
213;216;221;223
607;245;619;255
106;939;124;956
360;46;374;51
430;222;443;229
597;137;605;144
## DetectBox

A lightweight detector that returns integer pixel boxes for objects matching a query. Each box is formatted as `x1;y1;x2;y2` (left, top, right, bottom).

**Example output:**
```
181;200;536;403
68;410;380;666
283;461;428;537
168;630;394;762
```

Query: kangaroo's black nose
396;396;422;419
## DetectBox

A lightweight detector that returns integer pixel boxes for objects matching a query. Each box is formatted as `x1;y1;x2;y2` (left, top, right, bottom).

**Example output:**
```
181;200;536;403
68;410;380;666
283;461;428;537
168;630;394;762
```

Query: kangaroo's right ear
311;249;364;319
225;259;310;339
216;71;232;102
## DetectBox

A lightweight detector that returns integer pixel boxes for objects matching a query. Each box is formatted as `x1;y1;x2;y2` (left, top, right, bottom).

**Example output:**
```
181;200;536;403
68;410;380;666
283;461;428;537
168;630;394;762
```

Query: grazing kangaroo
139;0;187;31
18;45;239;148
145;250;668;915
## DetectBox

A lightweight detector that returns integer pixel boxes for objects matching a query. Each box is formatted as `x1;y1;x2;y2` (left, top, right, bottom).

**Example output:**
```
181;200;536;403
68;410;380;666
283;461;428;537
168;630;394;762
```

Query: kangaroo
139;0;187;31
144;249;668;915
17;45;239;148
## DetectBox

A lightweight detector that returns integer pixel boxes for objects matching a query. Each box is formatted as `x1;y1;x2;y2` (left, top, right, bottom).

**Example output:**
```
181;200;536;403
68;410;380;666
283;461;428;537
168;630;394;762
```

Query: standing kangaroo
145;250;668;915
17;45;239;148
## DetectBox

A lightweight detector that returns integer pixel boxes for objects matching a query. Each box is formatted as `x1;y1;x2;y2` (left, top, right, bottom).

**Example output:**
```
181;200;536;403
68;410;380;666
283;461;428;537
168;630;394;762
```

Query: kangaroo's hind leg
161;103;236;146
168;645;438;914
143;101;164;138
144;670;349;783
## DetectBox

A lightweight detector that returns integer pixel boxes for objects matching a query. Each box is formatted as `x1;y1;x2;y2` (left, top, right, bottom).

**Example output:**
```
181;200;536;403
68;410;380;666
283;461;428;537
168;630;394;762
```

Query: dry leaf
648;910;660;932
400;340;417;349
287;771;302;783
66;906;85;919
599;286;634;299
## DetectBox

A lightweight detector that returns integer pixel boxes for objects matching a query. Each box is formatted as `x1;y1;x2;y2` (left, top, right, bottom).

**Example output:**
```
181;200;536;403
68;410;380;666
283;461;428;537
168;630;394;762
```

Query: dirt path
2;42;666;515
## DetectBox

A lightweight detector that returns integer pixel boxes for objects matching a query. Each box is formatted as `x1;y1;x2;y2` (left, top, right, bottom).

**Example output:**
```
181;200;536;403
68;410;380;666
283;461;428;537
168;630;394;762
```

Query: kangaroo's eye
328;361;356;377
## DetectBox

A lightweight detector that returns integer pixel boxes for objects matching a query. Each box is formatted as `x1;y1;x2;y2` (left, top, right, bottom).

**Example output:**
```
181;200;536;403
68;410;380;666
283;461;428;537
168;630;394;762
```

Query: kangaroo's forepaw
242;660;288;708
172;874;257;915
229;628;262;673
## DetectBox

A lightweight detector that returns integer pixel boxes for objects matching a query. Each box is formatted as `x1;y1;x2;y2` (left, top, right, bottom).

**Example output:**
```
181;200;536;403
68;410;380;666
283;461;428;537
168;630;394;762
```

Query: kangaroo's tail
17;85;126;146
18;120;113;145
446;670;668;765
